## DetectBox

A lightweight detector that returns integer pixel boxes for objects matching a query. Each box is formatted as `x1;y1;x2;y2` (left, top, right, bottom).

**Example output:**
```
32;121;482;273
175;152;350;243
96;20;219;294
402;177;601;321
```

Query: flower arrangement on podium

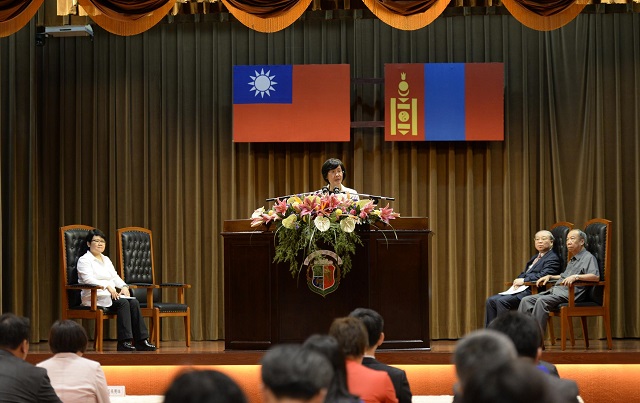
251;193;400;279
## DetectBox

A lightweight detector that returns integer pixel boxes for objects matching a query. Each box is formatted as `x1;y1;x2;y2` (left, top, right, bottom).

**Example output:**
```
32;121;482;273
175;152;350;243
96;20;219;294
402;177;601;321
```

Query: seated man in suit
485;230;562;327
0;313;61;402
519;229;599;335
488;311;579;402
349;308;412;403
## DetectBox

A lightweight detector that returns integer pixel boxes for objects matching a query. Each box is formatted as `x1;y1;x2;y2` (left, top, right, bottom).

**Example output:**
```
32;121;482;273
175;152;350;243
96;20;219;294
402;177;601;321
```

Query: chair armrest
159;283;191;288
128;283;157;288
158;283;191;304
66;284;101;310
126;283;157;308
66;283;101;289
566;281;605;307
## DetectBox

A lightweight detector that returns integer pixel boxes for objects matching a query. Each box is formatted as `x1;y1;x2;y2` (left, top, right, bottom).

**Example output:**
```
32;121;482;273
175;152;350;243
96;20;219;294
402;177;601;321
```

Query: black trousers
110;298;149;341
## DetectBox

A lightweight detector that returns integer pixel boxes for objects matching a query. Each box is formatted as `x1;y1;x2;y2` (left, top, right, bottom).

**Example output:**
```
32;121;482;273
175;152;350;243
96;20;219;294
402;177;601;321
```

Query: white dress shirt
77;251;127;308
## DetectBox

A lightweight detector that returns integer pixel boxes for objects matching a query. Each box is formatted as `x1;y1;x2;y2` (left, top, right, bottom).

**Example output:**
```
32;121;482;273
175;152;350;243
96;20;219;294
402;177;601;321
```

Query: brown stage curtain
2;12;640;343
77;0;177;35
220;0;312;32
0;0;43;37
362;0;449;30
502;0;588;31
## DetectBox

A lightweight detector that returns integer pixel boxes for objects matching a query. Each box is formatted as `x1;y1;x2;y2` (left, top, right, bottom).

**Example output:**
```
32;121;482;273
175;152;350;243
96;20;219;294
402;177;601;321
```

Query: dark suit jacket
545;373;580;403
516;250;563;297
0;349;61;402
362;356;412;403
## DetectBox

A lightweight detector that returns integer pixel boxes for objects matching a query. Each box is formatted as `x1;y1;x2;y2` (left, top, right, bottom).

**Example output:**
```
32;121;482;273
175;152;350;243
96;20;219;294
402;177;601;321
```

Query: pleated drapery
46;0;640;36
0;0;43;37
77;0;177;35
1;12;640;342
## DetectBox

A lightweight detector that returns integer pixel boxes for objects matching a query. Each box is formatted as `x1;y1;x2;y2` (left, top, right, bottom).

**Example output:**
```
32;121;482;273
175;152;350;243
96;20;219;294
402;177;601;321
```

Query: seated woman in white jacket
77;228;155;352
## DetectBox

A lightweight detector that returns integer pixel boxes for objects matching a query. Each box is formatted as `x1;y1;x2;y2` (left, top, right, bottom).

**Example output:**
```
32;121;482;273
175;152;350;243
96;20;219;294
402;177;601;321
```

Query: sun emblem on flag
248;69;278;98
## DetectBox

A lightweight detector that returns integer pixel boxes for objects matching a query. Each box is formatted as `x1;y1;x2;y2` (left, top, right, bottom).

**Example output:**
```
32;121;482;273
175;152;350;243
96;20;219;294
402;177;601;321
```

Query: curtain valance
0;0;43;37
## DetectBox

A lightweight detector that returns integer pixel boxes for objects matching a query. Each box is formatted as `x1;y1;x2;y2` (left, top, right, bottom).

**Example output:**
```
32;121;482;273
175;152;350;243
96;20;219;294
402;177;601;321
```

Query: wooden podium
222;217;431;350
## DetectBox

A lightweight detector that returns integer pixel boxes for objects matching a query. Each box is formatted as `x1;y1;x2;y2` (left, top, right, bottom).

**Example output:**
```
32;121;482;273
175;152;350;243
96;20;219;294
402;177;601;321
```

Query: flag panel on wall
233;64;351;142
385;63;504;141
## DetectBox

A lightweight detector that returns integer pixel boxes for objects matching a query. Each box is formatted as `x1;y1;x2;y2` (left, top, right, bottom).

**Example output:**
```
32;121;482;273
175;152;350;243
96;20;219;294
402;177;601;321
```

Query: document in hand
498;285;529;295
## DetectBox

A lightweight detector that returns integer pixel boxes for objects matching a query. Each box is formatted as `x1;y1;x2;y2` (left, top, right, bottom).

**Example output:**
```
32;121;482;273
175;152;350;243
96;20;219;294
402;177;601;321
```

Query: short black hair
460;358;551;403
321;158;346;184
164;370;248;403
349;308;383;348
0;313;30;350
487;311;543;359
85;228;107;244
453;329;517;387
261;344;333;400
49;320;89;354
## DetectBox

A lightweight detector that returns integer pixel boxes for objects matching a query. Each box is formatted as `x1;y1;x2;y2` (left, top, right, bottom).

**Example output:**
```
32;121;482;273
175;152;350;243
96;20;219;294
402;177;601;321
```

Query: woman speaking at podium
321;158;359;201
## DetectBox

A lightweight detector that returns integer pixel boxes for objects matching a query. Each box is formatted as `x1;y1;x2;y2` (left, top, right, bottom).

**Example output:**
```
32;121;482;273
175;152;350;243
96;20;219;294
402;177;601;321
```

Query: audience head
303;334;357;403
322;158;346;185
48;319;89;354
488;311;544;361
261;344;333;403
349;307;384;349
453;329;517;389
328;316;368;359
164;369;247;403
459;358;551;403
0;313;31;358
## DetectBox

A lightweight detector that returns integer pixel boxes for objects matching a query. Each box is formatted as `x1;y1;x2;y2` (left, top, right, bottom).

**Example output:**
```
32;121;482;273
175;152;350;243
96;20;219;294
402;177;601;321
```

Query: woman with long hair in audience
303;334;362;403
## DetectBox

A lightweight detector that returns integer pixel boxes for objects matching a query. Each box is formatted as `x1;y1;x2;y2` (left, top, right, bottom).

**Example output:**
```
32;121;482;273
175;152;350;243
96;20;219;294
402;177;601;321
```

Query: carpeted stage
26;339;640;402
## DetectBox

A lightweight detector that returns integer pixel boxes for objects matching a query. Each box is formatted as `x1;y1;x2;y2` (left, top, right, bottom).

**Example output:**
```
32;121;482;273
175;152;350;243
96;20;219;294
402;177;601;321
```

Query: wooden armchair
548;218;613;350
60;225;116;352
116;227;191;348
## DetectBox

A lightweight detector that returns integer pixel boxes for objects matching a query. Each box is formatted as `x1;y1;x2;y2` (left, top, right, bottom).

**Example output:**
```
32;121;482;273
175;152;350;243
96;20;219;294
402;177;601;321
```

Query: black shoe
117;340;136;351
135;339;157;351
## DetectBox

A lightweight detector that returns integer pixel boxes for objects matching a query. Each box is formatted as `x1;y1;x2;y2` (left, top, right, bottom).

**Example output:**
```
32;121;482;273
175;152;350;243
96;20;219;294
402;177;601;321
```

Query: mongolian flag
385;63;504;141
233;64;351;142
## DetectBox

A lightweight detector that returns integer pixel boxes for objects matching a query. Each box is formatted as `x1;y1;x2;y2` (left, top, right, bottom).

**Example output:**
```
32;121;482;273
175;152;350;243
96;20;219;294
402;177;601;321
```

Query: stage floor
26;338;640;366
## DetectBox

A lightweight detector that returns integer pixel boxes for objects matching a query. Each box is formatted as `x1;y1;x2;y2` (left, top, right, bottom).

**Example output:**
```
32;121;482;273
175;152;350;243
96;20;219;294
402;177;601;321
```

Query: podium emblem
304;250;342;297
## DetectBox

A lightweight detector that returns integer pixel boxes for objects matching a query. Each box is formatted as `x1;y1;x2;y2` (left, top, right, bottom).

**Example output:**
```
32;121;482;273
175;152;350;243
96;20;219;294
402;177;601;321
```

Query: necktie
527;253;542;272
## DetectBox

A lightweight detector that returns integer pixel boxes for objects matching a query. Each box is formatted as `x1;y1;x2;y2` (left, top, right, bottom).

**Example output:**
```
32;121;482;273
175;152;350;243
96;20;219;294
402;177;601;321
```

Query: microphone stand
267;192;395;204
265;190;323;202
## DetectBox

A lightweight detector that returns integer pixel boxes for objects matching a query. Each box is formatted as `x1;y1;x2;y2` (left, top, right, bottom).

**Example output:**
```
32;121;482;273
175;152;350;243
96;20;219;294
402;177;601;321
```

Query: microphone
333;187;341;194
322;186;330;195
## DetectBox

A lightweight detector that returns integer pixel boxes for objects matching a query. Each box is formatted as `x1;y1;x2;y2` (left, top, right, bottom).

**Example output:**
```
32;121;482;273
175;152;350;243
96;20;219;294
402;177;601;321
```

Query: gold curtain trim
361;0;450;31
77;0;177;36
220;0;312;33
502;0;588;31
0;0;44;37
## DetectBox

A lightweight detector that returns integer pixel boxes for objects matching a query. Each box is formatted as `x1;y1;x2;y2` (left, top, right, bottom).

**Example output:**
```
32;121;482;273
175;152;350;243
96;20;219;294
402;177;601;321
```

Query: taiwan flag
385;63;504;141
233;64;351;142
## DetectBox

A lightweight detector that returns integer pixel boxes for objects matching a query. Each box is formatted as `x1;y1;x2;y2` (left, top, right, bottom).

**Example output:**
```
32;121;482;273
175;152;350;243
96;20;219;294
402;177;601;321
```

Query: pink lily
378;203;400;224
